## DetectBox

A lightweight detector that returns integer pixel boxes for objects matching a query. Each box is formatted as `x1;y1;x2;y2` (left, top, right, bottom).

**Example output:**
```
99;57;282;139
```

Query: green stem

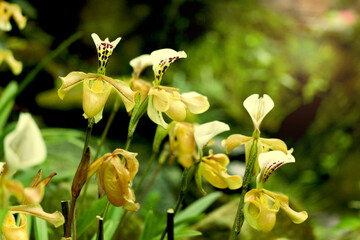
102;201;111;219
138;163;162;202
83;118;95;153
17;32;83;95
229;139;258;240
134;151;157;194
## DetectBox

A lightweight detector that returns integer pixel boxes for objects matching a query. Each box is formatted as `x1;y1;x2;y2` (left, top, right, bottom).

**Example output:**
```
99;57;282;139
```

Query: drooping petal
91;33;121;74
263;189;308;224
10;204;65;228
147;95;169;129
102;75;136;112
243;94;274;130
129;54;152;78
150;48;187;85
87;153;112;179
201;152;242;190
260;138;288;153
257;150;295;185
58;71;92;100
112;149;139;182
4;113;47;172
82;78;112;119
2;213;28;240
194;121;230;150
180;91;210;114
5;180;25;203
221;134;253;154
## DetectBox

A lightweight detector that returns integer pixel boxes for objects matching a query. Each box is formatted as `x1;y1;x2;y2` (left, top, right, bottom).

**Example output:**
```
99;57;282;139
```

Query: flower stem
134;151;157;194
229;139;258;240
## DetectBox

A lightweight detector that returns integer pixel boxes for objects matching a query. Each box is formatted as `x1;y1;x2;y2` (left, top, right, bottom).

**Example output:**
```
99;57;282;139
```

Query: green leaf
0;205;9;227
335;215;360;230
77;197;108;237
128;95;149;136
175;191;223;224
174;230;202;239
194;163;206;196
153;123;172;153
34;217;48;240
103;205;123;239
0;81;18;136
139;210;155;240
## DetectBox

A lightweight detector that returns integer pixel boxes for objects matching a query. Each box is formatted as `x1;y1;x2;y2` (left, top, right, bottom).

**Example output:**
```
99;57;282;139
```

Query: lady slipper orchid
4;113;47;173
2;213;28;240
200;150;242;190
148;86;209;129
222;94;287;174
0;1;27;31
244;150;308;232
169;122;197;168
87;149;140;211
58;33;135;122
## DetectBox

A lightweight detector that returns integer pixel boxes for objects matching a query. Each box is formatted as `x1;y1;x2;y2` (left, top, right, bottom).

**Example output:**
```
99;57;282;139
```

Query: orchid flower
222;94;288;174
58;33;135;123
4;113;47;173
0;1;27;31
87;149;140;211
200;150;242;190
244;150;308;232
169;122;197;168
1;169;65;239
194;121;230;151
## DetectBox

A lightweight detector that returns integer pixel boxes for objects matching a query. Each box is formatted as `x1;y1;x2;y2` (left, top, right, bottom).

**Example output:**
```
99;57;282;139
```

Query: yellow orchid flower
148;86;209;129
169;122;197;168
222;94;288;174
200;150;242;190
2;213;28;240
58;33;136;123
244;150;308;232
87;149;140;211
194;121;230;150
0;49;23;75
0;1;27;31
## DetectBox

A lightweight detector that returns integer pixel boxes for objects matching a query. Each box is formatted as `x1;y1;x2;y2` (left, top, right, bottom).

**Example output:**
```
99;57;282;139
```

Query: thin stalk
65;197;76;238
134;151;157;194
229;139;258;240
138;163;162;202
102;201;111;219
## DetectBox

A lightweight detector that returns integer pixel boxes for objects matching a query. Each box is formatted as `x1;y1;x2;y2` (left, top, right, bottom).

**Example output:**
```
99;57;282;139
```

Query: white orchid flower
194;121;230;150
4;113;47;172
243;94;274;131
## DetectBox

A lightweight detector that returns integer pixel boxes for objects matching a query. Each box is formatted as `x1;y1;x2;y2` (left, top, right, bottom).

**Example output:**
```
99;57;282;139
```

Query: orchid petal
180;91;210;114
201;152;242;190
130;79;152;102
129;54;152;78
58;71;92;100
4;113;47;172
147;95;168;129
257;150;295;185
0;162;4;175
194;121;230;150
165;100;187;122
151;48;187;84
10;204;65;228
260;138;288;153
91;33;121;74
243;94;274;130
264;189;308;224
149;87;171;112
2;213;28;240
87;153;112;179
221;134;253;153
112;149;139;182
102;75;135;112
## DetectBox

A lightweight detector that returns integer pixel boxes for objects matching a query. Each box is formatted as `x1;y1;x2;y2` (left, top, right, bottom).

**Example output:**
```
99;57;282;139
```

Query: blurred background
1;0;360;239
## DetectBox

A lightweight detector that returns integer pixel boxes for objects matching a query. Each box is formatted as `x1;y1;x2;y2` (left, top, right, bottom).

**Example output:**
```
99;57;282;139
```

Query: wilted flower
87;149;140;211
4;113;47;173
169;122;197;168
0;1;27;31
58;33;135;122
244;150;308;232
200;150;242;190
0;49;23;75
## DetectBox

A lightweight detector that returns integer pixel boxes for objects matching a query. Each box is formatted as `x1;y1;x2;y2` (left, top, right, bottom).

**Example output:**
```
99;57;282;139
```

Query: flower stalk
229;138;258;240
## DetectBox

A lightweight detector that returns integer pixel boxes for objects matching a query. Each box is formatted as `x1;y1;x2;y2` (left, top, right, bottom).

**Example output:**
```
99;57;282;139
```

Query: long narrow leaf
139;210;155;240
34;217;48;240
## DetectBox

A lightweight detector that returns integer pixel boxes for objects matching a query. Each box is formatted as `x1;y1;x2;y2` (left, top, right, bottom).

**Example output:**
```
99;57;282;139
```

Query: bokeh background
1;0;360;239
